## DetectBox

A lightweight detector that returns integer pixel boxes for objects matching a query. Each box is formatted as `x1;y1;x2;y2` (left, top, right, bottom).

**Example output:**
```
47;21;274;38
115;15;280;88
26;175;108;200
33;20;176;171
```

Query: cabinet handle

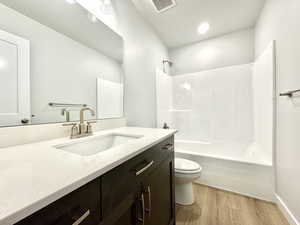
72;209;90;225
136;161;154;176
163;144;174;151
137;193;145;225
145;186;152;217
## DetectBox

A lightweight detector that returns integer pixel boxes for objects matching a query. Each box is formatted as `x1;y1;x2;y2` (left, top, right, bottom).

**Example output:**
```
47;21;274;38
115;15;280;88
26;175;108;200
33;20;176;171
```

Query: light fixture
198;22;210;34
65;0;76;4
87;12;98;23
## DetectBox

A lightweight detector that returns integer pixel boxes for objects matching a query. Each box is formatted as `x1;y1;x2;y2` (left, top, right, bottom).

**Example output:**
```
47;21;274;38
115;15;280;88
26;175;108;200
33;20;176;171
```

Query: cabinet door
113;203;136;225
142;155;175;225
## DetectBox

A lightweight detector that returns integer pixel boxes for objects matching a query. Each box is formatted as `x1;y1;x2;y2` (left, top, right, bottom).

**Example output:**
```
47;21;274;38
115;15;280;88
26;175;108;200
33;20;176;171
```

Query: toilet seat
175;158;202;174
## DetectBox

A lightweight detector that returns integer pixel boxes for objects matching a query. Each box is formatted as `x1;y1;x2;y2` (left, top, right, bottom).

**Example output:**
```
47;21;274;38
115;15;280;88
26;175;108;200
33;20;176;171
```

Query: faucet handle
63;123;79;138
86;121;97;134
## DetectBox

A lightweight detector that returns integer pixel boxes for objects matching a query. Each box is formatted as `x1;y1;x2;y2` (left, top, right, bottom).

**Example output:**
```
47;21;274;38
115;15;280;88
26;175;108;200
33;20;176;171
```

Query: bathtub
175;140;275;202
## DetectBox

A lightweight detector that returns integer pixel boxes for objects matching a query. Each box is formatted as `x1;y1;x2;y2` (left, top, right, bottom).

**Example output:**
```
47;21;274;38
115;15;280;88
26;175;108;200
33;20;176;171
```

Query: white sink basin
55;133;142;156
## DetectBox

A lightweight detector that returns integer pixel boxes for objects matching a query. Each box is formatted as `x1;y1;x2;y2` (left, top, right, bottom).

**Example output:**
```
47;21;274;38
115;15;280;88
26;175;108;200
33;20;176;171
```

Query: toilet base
175;182;194;205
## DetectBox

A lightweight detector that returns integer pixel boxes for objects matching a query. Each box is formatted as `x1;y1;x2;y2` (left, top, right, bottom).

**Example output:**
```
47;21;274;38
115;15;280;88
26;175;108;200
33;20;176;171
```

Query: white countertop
0;127;176;225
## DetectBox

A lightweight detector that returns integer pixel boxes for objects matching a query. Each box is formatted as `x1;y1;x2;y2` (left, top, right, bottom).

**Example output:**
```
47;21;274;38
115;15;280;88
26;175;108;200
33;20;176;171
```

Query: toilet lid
175;158;201;172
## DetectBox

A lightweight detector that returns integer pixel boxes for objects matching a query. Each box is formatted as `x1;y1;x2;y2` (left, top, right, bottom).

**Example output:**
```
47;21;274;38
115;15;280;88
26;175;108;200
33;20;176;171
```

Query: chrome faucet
63;107;97;139
79;107;95;134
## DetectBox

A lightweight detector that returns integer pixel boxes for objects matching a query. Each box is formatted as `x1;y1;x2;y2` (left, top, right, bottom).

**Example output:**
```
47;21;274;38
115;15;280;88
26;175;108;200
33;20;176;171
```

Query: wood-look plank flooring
176;184;289;225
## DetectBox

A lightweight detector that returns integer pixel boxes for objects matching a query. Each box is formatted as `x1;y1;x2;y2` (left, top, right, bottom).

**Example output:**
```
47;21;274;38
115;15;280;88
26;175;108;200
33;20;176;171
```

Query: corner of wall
112;0;168;128
276;194;300;225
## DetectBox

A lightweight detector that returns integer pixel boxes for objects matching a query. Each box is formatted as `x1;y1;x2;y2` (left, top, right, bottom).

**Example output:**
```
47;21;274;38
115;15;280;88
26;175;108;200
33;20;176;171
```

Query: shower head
162;59;173;73
163;59;173;67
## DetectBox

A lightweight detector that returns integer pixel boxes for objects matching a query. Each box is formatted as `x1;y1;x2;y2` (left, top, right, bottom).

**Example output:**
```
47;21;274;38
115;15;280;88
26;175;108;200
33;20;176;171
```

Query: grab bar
49;102;87;108
279;89;300;98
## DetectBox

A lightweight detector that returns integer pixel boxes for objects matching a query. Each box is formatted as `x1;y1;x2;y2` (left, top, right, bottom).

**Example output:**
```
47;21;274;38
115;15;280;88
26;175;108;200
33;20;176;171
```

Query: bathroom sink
55;133;142;156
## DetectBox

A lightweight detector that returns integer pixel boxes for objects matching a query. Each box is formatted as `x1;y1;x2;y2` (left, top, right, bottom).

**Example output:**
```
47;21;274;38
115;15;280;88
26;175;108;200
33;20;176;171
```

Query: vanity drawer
101;136;174;223
133;136;174;178
152;135;174;163
15;178;101;225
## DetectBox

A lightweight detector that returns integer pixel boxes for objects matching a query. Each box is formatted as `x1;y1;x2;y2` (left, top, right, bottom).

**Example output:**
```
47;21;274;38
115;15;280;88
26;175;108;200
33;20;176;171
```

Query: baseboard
275;194;300;225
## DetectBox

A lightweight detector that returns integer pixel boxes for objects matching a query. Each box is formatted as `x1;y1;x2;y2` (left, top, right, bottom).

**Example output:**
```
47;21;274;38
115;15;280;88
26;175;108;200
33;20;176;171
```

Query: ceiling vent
151;0;177;13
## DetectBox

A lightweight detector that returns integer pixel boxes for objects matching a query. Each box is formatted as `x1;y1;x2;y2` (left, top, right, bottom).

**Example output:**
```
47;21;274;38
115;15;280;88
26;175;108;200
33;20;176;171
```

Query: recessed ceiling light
65;0;76;4
198;22;210;34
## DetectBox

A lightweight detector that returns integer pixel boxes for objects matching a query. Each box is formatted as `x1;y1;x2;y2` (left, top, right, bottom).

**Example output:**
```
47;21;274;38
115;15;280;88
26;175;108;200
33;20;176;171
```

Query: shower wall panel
171;64;254;144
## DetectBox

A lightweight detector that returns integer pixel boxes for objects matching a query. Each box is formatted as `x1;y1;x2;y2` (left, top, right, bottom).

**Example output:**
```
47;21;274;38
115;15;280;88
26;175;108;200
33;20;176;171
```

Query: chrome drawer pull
163;144;174;151
72;209;90;225
137;193;145;225
136;161;154;176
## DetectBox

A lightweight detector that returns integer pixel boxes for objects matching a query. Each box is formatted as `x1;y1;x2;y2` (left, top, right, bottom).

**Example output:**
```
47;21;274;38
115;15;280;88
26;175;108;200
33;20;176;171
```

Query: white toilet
174;158;202;205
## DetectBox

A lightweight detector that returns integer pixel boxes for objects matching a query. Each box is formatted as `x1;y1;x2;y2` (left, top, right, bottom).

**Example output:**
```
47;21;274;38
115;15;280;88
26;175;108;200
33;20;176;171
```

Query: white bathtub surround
253;42;276;164
0;127;176;225
157;47;275;159
0;118;126;148
176;140;272;166
167;64;254;143
156;45;276;202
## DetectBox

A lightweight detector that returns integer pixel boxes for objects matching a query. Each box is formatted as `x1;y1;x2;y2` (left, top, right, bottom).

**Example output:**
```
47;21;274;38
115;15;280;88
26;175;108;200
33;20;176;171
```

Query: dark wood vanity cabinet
110;157;175;225
101;135;175;225
15;178;102;225
16;136;175;225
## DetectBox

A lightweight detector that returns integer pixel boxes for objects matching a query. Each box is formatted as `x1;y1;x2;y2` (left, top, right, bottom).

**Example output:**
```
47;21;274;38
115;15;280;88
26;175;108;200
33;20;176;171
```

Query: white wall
255;0;300;223
0;3;123;124
169;28;254;75
112;0;169;128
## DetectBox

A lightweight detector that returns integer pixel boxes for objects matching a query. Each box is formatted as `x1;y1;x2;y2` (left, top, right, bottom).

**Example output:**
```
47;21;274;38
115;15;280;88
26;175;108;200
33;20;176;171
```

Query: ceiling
0;0;123;61
132;0;266;49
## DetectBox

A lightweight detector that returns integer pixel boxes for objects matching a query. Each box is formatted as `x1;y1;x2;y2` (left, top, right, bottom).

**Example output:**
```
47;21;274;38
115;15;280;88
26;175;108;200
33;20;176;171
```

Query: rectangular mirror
0;0;124;127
